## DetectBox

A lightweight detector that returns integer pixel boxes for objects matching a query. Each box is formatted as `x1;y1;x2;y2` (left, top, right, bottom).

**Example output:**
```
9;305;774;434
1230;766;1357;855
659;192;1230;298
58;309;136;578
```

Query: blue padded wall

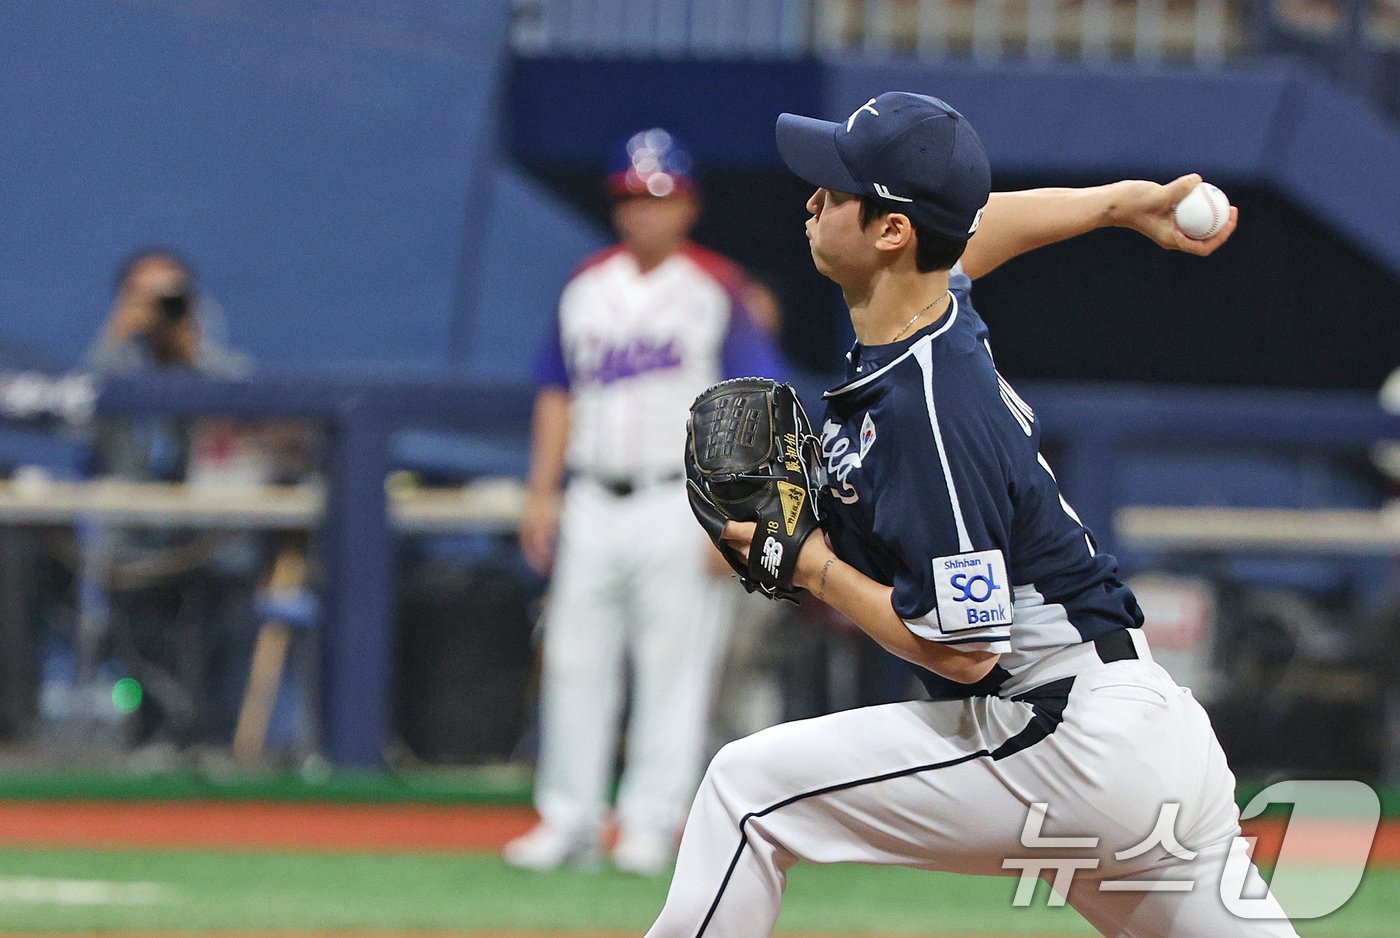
512;58;1400;278
1;1;510;372
462;165;610;383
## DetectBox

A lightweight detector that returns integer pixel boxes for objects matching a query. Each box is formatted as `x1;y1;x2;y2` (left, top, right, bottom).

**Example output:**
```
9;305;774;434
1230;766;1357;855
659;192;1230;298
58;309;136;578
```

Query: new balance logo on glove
760;537;783;578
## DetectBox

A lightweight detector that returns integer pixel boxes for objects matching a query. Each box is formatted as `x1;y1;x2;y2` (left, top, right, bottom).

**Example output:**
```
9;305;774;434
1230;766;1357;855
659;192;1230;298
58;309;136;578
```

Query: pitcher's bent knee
700;731;785;805
707;733;766;780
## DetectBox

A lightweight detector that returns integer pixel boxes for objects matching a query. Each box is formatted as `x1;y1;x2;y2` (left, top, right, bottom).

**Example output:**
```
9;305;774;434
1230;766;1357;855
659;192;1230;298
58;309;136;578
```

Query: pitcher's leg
1053;662;1298;937
646;743;797;938
646;697;1042;938
1063;837;1299;937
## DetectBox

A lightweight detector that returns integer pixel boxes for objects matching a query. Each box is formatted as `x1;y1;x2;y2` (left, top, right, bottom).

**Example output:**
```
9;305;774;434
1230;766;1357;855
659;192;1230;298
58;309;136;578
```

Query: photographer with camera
90;250;253;486
93;250;244;383
83;250;276;760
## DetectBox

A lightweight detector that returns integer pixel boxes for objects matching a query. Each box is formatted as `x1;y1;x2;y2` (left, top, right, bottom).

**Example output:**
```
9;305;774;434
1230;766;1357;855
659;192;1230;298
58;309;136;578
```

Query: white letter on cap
873;183;914;203
846;98;879;132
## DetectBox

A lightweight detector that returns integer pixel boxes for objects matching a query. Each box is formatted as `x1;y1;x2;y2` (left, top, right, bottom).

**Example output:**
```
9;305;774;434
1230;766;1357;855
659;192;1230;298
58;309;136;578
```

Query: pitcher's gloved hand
684;378;824;603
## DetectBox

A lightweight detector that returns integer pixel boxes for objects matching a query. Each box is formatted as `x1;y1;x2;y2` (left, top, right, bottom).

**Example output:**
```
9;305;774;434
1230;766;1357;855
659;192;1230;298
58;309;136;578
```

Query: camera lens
156;293;190;322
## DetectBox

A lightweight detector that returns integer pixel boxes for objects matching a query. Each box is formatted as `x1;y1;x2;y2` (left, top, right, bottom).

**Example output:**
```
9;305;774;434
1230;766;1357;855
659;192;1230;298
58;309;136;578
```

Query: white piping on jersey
913;339;973;553
999;386;1033;436
999;373;1035;422
985;339;1035;437
997;376;1034;436
1036;452;1095;557
823;292;959;398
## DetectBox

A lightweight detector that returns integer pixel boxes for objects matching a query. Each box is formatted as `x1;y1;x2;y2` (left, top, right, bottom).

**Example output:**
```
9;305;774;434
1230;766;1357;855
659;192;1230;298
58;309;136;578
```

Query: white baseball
1173;182;1230;240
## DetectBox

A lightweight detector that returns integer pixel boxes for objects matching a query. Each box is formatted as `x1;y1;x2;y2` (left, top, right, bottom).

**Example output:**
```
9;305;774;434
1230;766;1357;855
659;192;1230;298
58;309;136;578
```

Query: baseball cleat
611;829;676;876
502;823;602;872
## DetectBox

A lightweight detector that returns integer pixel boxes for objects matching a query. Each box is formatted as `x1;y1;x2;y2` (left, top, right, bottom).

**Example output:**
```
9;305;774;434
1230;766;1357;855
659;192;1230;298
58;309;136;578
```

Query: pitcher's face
804;188;876;284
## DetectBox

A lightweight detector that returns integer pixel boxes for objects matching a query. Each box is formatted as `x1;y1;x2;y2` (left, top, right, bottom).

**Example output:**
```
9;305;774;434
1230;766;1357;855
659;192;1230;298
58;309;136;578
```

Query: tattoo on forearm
818;558;836;600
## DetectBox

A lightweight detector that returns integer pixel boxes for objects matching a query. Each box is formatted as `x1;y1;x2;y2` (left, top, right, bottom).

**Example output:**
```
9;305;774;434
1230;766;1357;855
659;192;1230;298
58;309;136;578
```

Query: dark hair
112;248;198;297
859;197;967;273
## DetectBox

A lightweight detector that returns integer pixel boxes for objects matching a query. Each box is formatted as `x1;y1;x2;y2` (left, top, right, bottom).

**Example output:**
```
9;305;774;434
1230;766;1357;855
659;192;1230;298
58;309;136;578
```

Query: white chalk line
0;875;174;905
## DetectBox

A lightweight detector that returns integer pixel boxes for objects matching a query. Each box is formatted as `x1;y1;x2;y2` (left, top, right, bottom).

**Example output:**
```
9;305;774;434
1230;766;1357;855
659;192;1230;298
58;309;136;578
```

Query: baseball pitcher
658;93;1295;937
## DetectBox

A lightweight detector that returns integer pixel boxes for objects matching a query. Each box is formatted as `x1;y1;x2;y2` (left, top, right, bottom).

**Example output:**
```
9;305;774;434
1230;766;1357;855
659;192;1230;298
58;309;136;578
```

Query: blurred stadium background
2;0;1400;934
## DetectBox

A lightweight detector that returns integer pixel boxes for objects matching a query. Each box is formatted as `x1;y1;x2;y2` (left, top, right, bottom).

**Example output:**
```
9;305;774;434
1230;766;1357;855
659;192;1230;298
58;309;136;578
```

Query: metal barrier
510;0;1400;110
90;373;533;769
511;0;808;56
6;373;1397;768
826;0;1239;63
511;0;1244;62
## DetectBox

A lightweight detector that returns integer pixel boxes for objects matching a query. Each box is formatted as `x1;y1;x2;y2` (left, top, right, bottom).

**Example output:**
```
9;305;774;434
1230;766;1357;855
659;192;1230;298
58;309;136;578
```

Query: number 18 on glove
684;378;824;603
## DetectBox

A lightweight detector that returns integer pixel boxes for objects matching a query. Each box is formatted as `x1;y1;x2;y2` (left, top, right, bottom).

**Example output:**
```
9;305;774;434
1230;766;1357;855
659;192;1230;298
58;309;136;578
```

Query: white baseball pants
533;477;731;841
646;644;1298;937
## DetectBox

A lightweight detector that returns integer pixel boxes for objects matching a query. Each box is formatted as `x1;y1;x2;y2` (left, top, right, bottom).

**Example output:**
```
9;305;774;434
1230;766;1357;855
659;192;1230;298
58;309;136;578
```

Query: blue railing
75;374;1400;766
5;371;1396;766
91;373;533;768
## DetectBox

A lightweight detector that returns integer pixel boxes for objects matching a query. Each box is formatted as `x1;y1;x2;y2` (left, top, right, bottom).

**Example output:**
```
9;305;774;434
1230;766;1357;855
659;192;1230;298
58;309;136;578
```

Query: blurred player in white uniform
508;130;782;874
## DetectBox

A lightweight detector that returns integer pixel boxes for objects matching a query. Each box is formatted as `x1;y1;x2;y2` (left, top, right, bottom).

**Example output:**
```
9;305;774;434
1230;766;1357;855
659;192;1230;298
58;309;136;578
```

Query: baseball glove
685;378;823;602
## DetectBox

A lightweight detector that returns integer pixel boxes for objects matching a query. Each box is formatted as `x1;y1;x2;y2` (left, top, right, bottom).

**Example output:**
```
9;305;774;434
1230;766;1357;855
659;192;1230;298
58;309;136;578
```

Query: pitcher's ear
874;211;916;254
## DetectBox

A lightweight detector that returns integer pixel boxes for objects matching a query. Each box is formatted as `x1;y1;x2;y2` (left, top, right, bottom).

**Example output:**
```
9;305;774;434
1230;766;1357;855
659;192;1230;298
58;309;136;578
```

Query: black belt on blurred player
588;471;685;498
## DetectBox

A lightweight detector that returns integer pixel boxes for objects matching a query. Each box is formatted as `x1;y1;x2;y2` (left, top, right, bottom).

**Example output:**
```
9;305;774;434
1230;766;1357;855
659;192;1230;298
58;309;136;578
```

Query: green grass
0;767;534;805
0;848;1393;935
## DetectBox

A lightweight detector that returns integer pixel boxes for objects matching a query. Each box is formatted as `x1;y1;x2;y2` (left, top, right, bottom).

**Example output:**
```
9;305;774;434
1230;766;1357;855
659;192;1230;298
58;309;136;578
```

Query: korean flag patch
933;549;1013;633
859;412;876;461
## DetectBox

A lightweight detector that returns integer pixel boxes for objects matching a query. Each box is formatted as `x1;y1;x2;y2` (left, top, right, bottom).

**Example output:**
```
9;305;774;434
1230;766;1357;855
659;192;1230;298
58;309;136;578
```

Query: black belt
593;471;684;498
1093;629;1140;664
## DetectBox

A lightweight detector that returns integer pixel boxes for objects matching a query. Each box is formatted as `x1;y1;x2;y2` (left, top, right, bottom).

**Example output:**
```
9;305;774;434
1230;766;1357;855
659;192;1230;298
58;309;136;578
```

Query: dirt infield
0;802;537;851
0;935;1066;938
0;801;1395;865
21;936;600;938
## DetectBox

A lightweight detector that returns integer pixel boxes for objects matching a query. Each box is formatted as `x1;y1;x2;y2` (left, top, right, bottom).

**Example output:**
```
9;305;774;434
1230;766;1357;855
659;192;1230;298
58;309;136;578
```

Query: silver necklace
889;292;949;344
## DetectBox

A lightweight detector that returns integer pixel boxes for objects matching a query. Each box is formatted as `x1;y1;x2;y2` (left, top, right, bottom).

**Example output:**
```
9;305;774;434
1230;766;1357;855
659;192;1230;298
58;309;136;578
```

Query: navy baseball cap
776;92;991;241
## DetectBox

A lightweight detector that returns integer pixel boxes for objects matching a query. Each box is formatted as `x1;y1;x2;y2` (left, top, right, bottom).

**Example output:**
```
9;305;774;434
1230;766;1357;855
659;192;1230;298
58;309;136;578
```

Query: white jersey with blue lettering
534;243;778;482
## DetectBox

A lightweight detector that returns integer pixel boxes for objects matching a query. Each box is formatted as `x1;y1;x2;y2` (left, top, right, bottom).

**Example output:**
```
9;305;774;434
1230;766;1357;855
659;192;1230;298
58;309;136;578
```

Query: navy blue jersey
818;271;1143;700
